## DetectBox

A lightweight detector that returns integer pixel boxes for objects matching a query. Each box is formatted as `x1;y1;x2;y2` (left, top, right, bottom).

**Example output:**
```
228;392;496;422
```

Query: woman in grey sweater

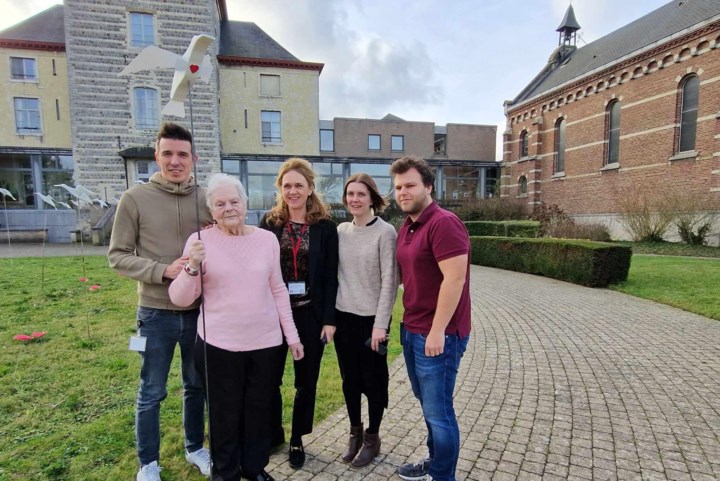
335;173;398;467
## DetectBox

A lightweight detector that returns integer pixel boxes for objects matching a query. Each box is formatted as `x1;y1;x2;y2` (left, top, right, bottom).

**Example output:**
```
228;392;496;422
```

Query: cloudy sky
2;0;669;159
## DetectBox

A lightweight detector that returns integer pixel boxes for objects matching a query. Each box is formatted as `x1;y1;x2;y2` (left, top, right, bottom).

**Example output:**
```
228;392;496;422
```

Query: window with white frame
261;111;282;143
391;135;404;152
133;87;159;130
136;160;160;183
10;57;37;81
130;12;154;47
14;98;41;134
259;74;281;97
368;134;381;151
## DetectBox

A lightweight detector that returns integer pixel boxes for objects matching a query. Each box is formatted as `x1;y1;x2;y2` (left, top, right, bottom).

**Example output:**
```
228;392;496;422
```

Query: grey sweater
336;217;398;329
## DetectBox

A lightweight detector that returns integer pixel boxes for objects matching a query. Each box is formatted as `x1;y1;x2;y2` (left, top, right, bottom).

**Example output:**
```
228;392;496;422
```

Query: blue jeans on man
401;324;469;481
136;307;205;466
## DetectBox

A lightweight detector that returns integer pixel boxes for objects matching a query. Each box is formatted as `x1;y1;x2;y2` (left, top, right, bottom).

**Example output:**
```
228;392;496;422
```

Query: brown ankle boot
351;430;380;467
341;424;364;462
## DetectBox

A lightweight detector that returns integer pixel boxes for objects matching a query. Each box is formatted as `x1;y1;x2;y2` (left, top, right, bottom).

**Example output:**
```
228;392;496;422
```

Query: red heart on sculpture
190;64;199;73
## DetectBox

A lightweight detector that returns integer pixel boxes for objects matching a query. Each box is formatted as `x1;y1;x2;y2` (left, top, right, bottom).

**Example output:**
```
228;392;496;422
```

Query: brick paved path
268;265;720;481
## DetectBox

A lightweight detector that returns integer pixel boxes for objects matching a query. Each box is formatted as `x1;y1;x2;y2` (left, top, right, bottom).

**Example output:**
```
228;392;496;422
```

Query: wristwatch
183;262;199;276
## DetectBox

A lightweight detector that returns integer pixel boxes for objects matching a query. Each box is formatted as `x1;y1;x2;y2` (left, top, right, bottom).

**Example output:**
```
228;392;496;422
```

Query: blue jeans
136;307;205;466
401;324;469;481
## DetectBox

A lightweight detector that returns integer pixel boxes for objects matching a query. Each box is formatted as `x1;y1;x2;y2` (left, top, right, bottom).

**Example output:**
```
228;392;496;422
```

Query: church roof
556;5;581;32
510;0;720;108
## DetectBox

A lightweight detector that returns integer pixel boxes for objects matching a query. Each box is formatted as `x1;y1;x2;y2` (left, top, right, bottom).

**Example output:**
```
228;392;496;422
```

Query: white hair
206;173;248;210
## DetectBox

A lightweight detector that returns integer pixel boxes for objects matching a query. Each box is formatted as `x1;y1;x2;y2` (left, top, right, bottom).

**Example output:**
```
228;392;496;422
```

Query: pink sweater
169;225;300;352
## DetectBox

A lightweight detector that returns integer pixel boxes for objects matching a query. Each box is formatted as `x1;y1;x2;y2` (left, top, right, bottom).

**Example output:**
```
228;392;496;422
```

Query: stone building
502;0;720;239
1;1;498;241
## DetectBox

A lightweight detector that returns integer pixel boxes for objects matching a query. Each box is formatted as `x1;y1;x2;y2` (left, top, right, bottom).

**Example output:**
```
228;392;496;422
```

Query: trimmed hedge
465;220;540;238
470;236;632;287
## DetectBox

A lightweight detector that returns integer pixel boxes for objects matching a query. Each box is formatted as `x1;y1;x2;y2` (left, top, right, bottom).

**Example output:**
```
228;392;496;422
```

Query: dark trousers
334;309;389;432
270;305;325;443
194;338;283;481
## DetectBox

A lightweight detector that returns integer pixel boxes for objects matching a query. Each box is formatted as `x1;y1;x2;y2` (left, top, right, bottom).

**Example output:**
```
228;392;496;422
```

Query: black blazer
259;213;339;326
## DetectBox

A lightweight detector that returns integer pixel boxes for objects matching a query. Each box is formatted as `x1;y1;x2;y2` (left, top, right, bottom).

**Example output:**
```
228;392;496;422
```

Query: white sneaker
137;461;162;481
186;447;212;477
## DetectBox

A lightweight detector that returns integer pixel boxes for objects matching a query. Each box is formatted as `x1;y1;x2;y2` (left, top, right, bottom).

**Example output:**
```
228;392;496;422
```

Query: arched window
678;75;699;153
519;130;529;158
133;87;159;130
518;176;528;195
554;118;566;173
606;101;621;165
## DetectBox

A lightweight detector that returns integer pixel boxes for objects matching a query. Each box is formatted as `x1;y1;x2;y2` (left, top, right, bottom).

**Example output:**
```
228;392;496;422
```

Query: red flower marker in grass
13;331;48;342
89;285;101;291
79;277;88;282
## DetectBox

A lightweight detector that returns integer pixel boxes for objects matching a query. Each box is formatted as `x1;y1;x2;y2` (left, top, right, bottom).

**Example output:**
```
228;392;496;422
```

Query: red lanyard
287;222;307;280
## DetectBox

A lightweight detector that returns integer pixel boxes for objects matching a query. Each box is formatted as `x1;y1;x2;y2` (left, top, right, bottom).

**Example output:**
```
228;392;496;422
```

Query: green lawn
0;256;403;481
611;255;720;321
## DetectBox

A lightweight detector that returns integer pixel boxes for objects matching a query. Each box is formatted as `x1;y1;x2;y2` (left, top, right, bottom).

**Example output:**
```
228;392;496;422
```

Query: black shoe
288;442;305;469
242;470;274;481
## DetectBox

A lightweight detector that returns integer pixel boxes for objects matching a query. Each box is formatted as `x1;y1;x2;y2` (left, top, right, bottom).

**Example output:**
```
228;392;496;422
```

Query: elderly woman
258;157;338;469
335;173;397;467
169;173;303;481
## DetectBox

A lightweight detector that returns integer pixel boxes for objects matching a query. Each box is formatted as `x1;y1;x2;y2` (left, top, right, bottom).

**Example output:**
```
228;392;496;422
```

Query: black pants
194;338;283;481
270;305;325;443
334;309;389;432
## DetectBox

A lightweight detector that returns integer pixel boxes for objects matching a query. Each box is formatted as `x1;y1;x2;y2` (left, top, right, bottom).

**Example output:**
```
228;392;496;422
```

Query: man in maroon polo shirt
391;155;470;481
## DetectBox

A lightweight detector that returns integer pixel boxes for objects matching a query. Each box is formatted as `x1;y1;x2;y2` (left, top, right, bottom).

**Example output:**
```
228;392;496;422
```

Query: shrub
450;197;528;221
531;203;570;237
465;220;540;238
470;236;631;287
549;221;612;242
668;191;719;246
617;189;674;242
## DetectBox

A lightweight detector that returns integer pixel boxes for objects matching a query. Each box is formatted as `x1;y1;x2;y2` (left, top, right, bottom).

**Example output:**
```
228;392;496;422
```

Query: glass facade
350;163;393;198
0;153;73;208
313;162;344;205
220;158;499;218
442;165;480;201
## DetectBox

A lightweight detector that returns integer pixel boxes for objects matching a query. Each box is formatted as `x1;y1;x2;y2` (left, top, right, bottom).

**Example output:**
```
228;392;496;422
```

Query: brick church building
501;0;720;240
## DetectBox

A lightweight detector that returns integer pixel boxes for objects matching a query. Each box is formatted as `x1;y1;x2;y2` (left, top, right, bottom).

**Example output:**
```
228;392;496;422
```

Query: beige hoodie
108;172;212;310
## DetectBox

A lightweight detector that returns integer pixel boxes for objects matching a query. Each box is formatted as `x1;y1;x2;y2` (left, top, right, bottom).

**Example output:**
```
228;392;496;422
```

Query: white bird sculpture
34;193;57;209
55;183;93;204
119;34;215;117
0;188;16;200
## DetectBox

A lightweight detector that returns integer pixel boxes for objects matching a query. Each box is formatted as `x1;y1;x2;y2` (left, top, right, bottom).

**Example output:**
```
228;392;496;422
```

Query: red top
396;202;471;338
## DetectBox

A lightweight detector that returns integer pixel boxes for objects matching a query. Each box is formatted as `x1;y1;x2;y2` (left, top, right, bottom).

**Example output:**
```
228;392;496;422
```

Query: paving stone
266;267;720;481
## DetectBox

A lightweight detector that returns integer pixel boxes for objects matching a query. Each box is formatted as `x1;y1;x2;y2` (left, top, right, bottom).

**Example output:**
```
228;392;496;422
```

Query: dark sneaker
398;457;431;481
250;470;275;481
288;442;305;469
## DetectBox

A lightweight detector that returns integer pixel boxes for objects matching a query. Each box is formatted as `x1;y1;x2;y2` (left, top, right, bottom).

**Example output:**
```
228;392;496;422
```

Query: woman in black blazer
258;157;338;469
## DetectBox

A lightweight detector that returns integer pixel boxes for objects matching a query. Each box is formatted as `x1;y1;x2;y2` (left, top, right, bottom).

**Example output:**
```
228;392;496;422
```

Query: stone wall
64;0;222;216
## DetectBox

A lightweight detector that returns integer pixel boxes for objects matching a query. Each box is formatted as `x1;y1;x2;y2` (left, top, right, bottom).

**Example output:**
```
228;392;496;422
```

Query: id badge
288;282;306;295
129;335;147;352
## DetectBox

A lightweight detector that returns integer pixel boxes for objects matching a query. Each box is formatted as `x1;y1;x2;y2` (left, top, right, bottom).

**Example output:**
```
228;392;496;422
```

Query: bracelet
183;262;199;276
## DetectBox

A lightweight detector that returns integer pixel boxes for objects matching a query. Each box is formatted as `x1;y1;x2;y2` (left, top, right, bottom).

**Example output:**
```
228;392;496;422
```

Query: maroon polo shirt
396;202;471;338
